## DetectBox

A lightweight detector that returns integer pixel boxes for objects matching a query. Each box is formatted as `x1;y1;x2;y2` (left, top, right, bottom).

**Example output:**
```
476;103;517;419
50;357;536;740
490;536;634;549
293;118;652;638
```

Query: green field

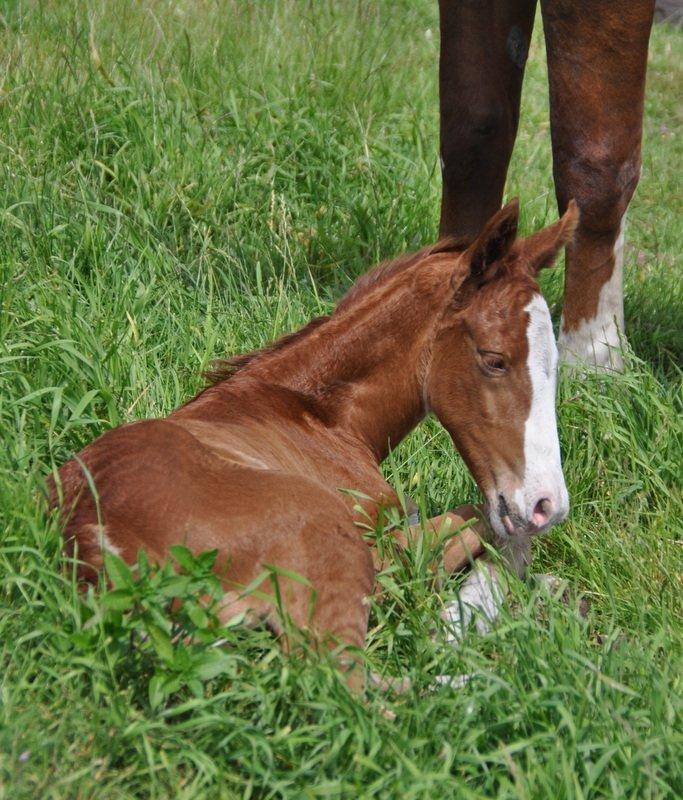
1;1;681;797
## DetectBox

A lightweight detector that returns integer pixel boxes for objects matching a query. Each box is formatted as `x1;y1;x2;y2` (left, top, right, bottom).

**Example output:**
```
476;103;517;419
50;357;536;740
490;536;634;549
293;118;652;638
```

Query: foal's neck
235;265;451;462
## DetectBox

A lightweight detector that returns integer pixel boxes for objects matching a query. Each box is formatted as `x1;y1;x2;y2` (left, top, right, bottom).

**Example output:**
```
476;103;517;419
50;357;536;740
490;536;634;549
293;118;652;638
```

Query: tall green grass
1;2;681;797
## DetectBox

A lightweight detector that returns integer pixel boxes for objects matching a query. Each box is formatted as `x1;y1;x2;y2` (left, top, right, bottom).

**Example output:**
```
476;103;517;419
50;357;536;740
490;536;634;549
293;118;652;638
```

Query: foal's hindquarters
51;416;488;692
53;418;382;685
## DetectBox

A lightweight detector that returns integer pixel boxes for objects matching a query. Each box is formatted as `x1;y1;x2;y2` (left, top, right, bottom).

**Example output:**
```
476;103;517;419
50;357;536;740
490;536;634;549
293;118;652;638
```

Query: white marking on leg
433;673;472;689
559;214;626;371
442;561;505;642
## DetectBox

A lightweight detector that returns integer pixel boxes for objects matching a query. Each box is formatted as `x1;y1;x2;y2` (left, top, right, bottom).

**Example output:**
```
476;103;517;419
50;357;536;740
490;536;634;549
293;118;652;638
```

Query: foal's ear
460;198;520;287
516;200;580;274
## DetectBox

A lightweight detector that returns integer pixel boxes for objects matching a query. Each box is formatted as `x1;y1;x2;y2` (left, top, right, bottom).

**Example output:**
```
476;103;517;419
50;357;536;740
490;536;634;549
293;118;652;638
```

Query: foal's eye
479;351;507;375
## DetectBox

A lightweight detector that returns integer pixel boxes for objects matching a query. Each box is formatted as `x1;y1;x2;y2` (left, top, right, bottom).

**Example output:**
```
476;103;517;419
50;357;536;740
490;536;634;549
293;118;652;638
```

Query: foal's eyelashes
478;350;507;376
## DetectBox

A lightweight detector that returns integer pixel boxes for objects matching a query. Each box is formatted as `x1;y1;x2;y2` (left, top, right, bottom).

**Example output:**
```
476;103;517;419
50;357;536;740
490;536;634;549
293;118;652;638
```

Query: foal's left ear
462;198;520;286
516;200;580;275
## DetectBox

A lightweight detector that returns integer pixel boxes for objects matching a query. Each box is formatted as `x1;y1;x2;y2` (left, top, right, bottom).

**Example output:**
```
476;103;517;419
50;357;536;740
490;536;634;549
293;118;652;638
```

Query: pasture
0;1;681;797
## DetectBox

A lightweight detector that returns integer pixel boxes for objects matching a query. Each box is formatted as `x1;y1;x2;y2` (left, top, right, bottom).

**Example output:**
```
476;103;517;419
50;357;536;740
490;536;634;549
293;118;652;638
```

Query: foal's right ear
514;200;579;275
459;198;520;288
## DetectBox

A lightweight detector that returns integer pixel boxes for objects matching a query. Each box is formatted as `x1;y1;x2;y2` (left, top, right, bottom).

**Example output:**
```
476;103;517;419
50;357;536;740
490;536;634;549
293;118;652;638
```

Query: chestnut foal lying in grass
49;199;577;691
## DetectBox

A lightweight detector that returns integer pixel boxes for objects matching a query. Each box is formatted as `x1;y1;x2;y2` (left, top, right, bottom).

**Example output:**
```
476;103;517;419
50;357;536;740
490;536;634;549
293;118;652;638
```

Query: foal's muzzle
496;491;568;537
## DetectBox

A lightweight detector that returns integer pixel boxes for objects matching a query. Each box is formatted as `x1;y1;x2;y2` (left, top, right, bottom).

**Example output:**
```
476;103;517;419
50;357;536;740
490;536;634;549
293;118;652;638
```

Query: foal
50;199;577;689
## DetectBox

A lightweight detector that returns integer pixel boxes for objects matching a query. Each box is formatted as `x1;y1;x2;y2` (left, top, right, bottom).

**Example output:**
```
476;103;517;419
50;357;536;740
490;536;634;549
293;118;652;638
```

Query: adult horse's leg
438;0;537;238
542;0;655;370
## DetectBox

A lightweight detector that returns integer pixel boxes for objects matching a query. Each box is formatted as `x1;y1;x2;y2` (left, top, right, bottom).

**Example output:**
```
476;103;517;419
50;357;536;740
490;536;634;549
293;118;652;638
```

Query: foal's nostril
532;498;553;528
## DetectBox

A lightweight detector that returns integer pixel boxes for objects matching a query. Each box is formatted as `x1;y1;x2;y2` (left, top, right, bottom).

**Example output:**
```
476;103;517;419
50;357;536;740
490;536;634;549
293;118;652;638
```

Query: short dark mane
204;235;469;386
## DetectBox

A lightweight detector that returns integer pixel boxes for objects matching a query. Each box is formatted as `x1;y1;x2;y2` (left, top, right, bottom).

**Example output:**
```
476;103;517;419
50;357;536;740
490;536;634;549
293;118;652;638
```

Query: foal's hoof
532;573;591;619
532;572;567;594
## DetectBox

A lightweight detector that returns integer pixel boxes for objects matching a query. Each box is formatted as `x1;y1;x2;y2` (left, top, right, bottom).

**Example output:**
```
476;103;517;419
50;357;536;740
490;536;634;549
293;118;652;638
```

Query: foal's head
426;199;578;541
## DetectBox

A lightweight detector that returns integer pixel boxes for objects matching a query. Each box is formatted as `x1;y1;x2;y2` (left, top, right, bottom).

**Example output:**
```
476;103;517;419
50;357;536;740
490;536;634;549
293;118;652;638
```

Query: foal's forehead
467;279;543;346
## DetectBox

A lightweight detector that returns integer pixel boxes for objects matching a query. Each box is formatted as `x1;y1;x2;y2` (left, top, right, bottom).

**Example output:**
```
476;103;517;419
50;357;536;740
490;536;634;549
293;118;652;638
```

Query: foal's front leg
441;537;531;643
376;506;533;644
375;504;488;574
408;504;488;573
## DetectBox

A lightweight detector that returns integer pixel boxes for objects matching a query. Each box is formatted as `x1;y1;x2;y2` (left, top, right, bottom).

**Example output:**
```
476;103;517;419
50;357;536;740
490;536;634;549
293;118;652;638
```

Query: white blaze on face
559;213;626;371
512;293;569;527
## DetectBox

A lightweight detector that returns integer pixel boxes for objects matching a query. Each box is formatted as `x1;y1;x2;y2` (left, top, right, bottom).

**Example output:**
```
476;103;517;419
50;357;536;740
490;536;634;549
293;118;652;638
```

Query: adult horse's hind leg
542;0;655;370
438;0;537;238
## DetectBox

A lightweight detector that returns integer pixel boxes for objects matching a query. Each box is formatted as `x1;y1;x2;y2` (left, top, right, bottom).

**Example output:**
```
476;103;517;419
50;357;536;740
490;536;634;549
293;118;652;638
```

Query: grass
0;1;681;797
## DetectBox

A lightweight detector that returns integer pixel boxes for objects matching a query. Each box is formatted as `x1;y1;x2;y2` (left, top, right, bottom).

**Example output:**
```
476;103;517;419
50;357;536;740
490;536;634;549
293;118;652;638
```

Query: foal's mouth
496;494;540;537
497;494;519;535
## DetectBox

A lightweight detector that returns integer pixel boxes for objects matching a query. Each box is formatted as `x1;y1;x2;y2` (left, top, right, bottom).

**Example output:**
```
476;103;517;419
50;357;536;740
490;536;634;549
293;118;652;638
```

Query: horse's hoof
532;572;591;618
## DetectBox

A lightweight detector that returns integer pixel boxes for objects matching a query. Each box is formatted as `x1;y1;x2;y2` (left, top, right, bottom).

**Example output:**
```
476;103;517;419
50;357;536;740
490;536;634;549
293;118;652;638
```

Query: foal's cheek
478;376;516;426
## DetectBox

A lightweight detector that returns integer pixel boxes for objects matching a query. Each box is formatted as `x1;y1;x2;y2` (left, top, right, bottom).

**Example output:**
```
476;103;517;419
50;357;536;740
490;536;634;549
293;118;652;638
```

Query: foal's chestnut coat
50;201;577;688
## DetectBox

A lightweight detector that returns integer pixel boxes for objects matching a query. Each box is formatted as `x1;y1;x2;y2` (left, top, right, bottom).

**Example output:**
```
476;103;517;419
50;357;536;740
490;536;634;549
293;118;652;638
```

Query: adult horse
50;200;577;690
438;0;655;370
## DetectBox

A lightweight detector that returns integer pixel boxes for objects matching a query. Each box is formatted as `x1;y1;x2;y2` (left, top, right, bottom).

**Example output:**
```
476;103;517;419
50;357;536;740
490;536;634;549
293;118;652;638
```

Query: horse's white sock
441;561;505;642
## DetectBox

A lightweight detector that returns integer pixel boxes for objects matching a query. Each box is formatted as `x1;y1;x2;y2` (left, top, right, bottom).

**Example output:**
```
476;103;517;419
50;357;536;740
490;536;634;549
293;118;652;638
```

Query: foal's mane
203;315;329;384
334;235;467;313
204;235;469;385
